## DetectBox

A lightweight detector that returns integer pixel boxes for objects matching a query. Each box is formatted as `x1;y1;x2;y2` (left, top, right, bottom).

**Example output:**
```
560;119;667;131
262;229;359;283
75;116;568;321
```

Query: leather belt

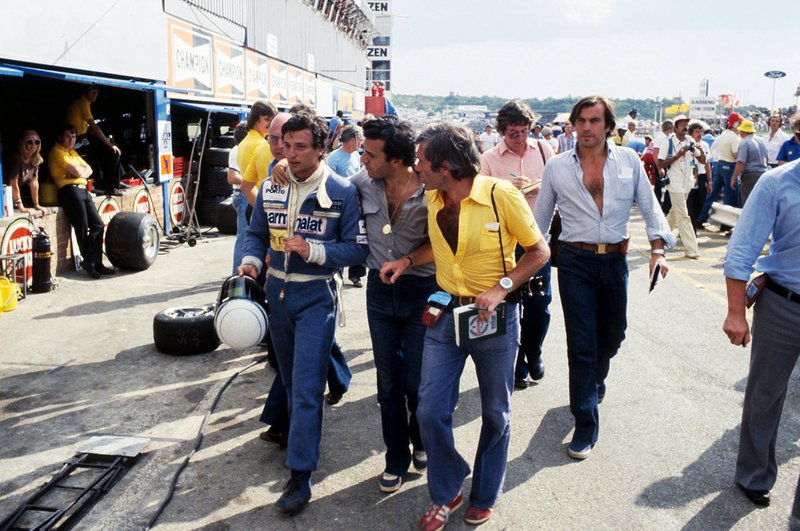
448;295;476;307
766;278;800;304
563;240;628;255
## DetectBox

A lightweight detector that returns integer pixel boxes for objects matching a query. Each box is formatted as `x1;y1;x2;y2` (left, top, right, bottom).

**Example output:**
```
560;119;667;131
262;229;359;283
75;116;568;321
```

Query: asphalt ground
1;216;799;530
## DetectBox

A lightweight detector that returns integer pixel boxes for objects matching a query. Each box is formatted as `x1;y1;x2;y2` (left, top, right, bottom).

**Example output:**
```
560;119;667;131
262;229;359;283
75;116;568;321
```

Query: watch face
500;277;513;290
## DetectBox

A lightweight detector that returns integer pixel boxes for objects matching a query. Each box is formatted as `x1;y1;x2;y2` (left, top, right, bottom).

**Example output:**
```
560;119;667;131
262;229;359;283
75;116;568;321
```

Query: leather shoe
80;261;100;279
117;181;131;189
350;277;363;288
514;378;528;390
105;189;123;197
276;472;311;515
96;263;116;275
737;483;770;506
530;357;545;380
259;427;288;448
326;392;343;405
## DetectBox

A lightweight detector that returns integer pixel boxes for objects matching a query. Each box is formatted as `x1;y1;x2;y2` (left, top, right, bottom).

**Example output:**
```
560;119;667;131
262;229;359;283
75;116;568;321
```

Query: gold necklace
382;173;414;235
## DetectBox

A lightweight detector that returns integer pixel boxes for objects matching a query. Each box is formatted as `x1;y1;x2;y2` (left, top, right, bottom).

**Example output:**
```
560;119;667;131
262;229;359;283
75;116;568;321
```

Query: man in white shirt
656;115;700;258
478;125;499;153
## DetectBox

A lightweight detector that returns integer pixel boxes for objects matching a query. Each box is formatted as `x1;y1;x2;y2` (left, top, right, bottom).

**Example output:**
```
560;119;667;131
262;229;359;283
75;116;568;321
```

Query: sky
389;0;799;109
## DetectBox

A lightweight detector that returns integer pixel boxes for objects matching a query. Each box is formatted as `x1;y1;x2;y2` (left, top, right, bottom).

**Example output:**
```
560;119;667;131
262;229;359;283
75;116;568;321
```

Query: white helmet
214;275;269;350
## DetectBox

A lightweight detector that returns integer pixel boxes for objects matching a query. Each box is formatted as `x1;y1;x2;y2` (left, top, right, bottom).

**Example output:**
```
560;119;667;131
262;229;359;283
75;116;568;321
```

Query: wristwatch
652;249;665;256
499;277;513;293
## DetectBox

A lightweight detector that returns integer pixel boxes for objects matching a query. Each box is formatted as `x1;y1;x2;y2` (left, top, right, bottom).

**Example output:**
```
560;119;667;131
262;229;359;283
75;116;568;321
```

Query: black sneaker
276;474;311;515
80;261;100;279
96;263;116;275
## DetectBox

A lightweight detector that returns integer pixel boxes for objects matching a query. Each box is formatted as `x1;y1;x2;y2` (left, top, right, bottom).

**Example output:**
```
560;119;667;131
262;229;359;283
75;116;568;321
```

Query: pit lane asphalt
1;221;798;530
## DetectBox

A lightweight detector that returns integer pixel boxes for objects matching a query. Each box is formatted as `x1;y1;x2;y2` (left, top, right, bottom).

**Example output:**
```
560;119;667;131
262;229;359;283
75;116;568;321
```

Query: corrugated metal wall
245;0;366;88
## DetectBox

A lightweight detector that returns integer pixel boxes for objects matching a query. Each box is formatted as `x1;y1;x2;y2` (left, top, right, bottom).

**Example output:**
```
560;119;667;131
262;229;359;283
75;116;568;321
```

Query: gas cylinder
31;228;53;292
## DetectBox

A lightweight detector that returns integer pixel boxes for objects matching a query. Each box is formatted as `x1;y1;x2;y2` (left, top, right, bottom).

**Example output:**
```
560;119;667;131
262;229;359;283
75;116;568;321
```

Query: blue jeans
266;276;337;472
515;261;552;380
231;189;249;275
699;161;737;223
698;166;723;223
417;303;519;509
557;245;628;447
366;271;437;476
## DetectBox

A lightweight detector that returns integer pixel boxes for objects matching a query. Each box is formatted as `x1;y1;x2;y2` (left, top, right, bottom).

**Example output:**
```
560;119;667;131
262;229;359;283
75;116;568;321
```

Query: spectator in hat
656;115;700;258
698;112;741;225
732;119;768;207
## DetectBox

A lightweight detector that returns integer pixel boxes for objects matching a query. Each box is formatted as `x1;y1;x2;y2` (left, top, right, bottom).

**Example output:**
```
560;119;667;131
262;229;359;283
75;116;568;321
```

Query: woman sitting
7;130;47;217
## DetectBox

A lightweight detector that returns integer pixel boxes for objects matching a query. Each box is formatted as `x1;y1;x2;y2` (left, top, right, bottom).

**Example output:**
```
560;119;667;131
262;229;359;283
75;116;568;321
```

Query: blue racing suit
242;164;368;471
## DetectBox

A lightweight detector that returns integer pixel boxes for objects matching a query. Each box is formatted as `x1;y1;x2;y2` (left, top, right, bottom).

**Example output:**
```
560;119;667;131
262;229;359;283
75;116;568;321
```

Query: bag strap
489;182;509;277
536;139;547;166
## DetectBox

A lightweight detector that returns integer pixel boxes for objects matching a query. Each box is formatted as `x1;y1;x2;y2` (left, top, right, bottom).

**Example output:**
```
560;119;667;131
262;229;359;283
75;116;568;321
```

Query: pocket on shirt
479;226;500;251
615;176;634;200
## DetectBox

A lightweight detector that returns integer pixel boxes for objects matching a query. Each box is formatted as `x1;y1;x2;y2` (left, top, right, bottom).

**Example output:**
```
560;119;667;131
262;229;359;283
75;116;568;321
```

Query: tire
212;135;236;149
202;147;231;168
105;212;160;270
215;197;238;235
153;305;220;355
198;167;233;198
195;196;227;226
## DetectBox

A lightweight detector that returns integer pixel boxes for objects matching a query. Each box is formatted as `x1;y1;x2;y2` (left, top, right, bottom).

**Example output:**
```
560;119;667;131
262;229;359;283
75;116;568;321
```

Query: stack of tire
193;134;237;235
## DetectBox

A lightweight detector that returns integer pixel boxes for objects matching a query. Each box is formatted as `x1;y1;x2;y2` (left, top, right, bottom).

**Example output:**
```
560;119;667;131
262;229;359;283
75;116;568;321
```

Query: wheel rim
164;305;214;319
142;224;159;259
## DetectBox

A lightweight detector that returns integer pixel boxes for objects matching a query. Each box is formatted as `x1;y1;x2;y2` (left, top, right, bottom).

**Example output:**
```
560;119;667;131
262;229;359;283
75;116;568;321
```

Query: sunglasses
25;139;41;146
505;129;530;139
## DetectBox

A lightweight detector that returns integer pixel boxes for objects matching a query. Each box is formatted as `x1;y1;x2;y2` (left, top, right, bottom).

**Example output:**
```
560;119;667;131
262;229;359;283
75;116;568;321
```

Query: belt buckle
596;243;607;254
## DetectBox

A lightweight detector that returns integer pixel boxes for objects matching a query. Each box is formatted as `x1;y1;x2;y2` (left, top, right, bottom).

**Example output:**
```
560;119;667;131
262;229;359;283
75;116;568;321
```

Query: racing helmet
214;275;269;350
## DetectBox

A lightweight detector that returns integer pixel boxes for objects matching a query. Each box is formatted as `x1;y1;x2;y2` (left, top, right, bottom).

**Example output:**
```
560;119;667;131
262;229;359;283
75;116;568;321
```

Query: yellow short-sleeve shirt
428;175;542;297
65;96;93;136
48;144;90;188
236;129;267;179
243;142;275;186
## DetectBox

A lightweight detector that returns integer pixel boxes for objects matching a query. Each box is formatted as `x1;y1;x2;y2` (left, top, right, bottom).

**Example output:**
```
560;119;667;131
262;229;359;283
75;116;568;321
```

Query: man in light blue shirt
534;95;675;460
326;125;363;177
722;160;800;509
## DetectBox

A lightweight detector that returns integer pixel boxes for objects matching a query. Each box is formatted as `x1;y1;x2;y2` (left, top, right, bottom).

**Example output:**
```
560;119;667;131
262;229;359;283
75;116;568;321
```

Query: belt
65;184;87;189
766;278;800;304
448;295;476;308
267;267;331;283
562;241;626;255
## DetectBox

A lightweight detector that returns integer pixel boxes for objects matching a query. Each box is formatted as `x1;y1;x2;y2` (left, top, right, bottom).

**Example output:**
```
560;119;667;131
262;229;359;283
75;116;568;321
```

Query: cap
673;114;690;124
737;120;755;134
727;112;742;128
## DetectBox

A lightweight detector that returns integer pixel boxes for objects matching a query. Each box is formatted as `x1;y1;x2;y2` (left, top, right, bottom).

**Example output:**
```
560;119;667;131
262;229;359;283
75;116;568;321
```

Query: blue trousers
557;245;628;447
266;276;337;472
366;271;437;475
699;161;737;223
259;339;350;431
514;261;552;380
417;303;519;509
231;189;249;275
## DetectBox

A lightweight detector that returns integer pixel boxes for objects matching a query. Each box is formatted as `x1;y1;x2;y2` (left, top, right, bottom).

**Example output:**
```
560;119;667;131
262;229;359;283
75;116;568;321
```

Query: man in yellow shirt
65;86;125;196
238;101;276;206
48;124;112;279
411;123;550;529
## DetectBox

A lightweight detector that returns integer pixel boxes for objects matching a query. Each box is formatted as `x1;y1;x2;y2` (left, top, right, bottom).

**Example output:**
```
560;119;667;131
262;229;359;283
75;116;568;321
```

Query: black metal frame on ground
0;453;134;530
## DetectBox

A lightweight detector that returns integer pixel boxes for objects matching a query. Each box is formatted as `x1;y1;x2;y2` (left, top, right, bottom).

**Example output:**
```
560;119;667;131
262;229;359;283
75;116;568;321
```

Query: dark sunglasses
25;139;41;146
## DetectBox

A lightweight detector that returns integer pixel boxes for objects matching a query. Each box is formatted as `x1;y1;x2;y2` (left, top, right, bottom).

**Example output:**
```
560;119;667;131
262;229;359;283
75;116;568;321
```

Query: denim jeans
231;189;249;275
699;162;737;223
366;271;437;475
557;245;628;447
515;261;552;380
417;303;519;509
